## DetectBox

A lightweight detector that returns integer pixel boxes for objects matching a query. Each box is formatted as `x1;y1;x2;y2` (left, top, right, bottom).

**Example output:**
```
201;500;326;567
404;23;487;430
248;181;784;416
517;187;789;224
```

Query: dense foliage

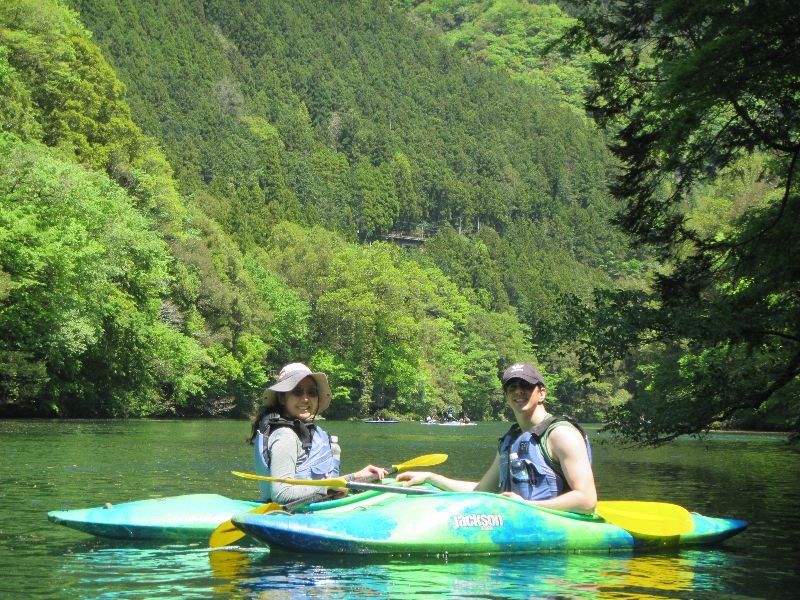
2;0;625;420
65;0;618;244
397;0;594;110
3;0;587;421
566;0;800;440
4;0;793;438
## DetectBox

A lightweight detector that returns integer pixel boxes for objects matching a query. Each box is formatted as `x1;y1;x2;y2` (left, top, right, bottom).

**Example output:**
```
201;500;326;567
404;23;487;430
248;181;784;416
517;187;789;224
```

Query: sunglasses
289;386;319;398
504;381;535;394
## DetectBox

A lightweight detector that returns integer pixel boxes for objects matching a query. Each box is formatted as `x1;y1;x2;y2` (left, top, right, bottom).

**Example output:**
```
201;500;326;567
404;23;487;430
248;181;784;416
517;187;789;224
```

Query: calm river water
0;419;797;599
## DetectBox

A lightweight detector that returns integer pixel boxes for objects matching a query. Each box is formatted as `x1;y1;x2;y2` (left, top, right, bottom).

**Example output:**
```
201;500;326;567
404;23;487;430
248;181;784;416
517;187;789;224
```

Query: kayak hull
233;491;748;555
47;494;261;541
47;491;393;541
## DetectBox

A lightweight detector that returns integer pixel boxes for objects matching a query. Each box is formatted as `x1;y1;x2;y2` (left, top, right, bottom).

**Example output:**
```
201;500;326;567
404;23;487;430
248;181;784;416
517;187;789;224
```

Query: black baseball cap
501;363;544;388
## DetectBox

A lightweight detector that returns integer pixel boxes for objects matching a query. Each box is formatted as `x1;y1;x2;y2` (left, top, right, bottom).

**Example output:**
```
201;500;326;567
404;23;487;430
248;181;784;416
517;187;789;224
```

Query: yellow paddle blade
208;502;281;548
596;500;694;537
392;453;448;471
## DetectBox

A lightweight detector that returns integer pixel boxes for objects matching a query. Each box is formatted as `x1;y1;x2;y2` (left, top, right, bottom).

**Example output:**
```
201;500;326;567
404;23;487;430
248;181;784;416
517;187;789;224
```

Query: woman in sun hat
247;362;386;504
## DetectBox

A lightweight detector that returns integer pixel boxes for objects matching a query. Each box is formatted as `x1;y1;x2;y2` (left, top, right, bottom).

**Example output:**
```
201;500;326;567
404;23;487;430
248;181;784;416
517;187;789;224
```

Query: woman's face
281;376;320;421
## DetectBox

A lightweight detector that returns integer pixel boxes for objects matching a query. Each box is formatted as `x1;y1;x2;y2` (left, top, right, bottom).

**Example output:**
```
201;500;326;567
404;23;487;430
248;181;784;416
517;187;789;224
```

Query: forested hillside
3;0;794;439
2;0;618;421
397;0;593;110
68;0;613;242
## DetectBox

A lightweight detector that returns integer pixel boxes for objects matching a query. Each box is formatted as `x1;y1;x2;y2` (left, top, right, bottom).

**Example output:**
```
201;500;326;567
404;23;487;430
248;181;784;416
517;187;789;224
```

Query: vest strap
260;415;317;452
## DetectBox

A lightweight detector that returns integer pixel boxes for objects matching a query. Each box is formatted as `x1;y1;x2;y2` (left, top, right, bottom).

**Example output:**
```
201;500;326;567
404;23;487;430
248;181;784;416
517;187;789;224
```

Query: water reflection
55;539;745;600
207;546;744;599
57;541;266;599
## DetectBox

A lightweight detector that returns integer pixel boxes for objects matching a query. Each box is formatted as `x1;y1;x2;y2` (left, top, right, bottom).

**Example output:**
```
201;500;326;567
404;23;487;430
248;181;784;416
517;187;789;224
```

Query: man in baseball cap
397;361;597;515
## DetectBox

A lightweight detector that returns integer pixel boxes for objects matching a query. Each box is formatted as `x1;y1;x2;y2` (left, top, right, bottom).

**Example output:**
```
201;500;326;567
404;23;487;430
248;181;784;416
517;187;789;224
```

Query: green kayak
233;491;748;555
47;491;393;542
48;494;261;541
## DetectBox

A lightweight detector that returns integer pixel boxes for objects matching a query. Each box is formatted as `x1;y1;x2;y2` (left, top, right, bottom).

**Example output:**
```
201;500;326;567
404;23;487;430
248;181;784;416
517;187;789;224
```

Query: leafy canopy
567;0;800;441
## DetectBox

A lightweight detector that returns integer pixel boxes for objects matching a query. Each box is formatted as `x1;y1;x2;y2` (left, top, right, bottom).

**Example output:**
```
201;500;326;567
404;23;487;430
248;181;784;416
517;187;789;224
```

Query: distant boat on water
362;419;400;424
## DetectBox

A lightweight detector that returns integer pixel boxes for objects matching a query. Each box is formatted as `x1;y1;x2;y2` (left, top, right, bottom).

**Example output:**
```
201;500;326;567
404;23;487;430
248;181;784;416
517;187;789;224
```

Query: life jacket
253;417;340;501
497;415;592;501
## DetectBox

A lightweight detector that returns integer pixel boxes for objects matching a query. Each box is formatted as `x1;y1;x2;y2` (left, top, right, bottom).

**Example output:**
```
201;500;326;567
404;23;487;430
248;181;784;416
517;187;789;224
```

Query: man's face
504;379;545;413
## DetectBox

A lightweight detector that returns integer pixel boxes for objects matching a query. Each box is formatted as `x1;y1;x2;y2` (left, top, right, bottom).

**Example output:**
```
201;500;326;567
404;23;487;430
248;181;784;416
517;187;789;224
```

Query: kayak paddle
208;491;338;548
346;481;437;495
595;500;694;537
231;477;439;495
210;453;448;548
230;453;449;488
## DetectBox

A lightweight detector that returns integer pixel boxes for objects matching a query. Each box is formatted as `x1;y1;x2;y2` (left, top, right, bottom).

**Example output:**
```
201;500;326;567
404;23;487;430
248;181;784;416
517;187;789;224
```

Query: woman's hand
352;464;388;481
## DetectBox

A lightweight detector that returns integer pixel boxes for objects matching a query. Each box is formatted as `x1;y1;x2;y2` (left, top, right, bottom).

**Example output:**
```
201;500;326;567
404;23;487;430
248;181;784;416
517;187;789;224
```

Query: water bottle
509;452;534;496
330;435;342;475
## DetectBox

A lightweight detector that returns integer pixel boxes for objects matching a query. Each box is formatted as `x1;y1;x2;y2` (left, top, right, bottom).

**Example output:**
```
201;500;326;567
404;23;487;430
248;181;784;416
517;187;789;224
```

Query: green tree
389;151;424;227
569;0;800;441
422;225;509;311
244;254;311;363
0;0;142;172
354;158;399;241
0;45;42;139
0;137;179;416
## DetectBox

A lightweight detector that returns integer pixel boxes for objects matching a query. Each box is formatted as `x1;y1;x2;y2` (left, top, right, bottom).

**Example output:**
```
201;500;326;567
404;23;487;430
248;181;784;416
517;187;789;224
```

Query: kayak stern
48;494;260;541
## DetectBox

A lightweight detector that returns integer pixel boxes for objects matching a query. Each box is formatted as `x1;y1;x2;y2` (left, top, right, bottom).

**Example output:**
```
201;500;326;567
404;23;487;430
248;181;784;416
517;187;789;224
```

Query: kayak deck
233;491;748;555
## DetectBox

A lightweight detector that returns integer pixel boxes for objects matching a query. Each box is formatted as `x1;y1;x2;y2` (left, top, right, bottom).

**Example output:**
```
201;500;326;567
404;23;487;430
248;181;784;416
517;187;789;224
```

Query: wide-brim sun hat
263;362;332;413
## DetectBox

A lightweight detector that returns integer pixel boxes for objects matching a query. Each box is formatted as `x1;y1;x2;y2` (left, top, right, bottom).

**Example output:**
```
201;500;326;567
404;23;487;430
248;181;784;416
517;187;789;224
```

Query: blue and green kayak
47;491;393;542
233;491;748;555
48;494;261;541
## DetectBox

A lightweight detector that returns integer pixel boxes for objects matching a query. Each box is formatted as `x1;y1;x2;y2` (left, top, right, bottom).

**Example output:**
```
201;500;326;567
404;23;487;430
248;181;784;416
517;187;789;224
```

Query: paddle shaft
259;464;399;513
230;453;448;488
277;466;401;511
346;481;437;495
282;490;339;511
